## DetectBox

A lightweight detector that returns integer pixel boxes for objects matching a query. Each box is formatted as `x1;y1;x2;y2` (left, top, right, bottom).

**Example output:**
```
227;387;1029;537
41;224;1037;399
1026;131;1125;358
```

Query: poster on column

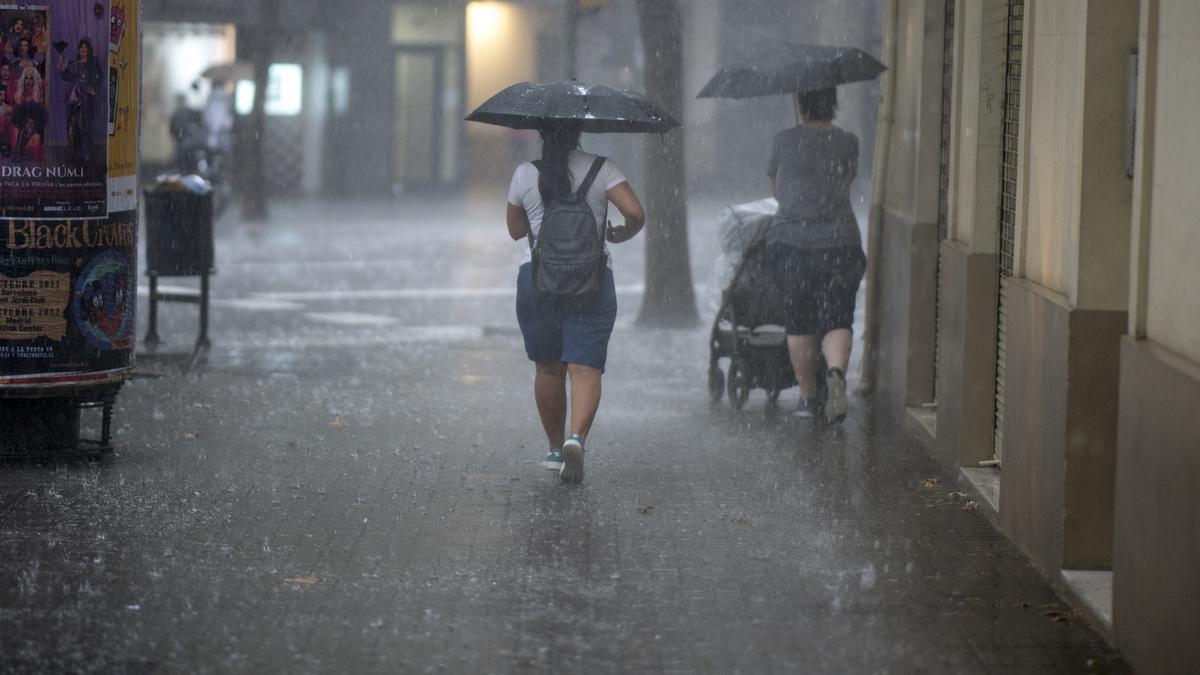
0;0;110;220
0;212;136;382
0;0;134;387
106;0;135;211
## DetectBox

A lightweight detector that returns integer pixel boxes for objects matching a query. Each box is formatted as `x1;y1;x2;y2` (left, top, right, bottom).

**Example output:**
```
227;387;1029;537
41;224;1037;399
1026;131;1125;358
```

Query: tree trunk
565;0;578;79
241;0;276;221
634;0;697;328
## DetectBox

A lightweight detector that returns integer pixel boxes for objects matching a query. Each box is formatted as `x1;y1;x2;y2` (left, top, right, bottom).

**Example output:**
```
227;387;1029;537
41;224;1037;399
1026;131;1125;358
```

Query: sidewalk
0;199;1124;673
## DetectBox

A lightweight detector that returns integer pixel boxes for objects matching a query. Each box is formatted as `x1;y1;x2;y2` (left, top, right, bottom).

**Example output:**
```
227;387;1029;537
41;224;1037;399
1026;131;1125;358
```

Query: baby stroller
707;200;826;411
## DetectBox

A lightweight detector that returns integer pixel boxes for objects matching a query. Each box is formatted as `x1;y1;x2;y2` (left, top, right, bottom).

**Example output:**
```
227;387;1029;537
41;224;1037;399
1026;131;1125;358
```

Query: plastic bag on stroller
705;198;778;316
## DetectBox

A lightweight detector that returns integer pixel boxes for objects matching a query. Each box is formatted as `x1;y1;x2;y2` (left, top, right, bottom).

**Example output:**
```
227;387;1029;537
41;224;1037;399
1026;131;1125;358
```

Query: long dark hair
537;122;583;204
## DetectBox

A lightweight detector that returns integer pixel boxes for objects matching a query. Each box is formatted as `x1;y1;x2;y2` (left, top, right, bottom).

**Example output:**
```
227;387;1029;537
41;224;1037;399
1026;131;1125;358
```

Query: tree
634;0;698;328
240;0;277;221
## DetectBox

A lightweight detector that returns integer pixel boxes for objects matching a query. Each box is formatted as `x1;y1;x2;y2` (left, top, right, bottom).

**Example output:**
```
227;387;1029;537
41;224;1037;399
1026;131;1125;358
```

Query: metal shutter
994;0;1024;462
934;0;957;403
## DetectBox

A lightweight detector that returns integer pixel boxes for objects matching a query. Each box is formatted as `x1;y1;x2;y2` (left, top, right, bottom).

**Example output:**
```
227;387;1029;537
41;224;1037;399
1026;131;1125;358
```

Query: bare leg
821;328;853;422
787;335;821;399
534;361;567;449
566;363;603;440
821;328;852;373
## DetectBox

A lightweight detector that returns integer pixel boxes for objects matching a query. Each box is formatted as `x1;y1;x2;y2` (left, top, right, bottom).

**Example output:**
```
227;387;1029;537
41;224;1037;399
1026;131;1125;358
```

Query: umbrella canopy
465;80;680;134
201;62;255;83
697;43;886;99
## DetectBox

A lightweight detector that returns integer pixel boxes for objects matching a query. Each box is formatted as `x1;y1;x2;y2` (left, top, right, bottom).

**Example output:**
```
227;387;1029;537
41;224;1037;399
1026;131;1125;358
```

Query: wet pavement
0;198;1124;673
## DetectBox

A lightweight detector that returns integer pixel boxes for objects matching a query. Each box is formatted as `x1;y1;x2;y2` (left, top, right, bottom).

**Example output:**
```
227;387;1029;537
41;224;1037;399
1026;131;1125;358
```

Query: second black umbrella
697;43;886;99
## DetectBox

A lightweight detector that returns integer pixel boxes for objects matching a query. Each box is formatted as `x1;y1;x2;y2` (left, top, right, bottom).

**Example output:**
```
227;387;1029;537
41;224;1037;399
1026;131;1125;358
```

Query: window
234;64;303;116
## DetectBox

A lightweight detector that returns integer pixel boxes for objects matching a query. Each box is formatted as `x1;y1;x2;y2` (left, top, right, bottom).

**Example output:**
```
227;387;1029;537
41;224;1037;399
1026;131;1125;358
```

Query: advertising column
0;0;138;393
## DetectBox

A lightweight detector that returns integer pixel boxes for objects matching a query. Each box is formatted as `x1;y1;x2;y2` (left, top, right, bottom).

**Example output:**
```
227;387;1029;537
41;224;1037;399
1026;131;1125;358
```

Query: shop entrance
392;46;446;193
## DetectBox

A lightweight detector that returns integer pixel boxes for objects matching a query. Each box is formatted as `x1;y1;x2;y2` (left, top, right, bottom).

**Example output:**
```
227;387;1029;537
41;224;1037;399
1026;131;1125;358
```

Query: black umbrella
697;43;886;99
465;80;680;134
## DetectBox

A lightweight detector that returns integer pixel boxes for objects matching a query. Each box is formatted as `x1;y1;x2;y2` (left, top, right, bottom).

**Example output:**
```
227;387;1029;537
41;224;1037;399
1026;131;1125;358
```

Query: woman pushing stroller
766;87;866;423
698;44;883;423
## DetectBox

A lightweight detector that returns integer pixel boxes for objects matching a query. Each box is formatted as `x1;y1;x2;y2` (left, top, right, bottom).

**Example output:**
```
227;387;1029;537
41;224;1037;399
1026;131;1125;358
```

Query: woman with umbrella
765;86;864;421
700;44;885;423
468;81;676;483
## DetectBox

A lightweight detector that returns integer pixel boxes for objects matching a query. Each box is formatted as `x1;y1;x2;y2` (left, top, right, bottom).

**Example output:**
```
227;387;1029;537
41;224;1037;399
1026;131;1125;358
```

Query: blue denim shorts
516;262;617;372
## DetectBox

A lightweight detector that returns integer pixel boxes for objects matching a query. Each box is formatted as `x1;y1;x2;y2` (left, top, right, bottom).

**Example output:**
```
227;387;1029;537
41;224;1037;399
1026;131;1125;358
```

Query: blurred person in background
169;93;205;173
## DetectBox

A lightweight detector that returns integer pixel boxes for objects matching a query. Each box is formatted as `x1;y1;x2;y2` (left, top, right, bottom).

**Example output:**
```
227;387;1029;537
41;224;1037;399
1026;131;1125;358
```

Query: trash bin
141;175;216;361
144;174;214;276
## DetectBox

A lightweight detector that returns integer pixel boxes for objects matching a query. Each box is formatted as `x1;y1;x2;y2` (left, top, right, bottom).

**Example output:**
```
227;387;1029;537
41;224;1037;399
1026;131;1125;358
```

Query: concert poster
0;1;111;220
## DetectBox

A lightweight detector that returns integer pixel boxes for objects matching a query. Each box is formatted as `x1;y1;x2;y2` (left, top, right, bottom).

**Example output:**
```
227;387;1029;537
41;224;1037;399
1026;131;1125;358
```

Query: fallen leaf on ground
328;418;347;429
287;441;297;449
638;505;655;514
182;432;198;440
733;516;753;525
921;477;940;489
1043;609;1078;625
961;500;980;511
284;576;319;585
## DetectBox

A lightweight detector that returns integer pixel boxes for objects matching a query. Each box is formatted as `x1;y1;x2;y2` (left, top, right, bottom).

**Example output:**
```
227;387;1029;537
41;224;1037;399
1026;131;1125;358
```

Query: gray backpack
529;157;608;296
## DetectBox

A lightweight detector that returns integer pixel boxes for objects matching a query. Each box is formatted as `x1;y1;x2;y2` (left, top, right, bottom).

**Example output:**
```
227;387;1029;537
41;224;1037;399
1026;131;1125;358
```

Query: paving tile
0;200;1126;673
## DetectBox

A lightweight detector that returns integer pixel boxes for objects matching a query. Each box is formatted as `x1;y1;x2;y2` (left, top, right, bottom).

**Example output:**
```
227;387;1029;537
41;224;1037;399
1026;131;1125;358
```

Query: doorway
392;46;446;193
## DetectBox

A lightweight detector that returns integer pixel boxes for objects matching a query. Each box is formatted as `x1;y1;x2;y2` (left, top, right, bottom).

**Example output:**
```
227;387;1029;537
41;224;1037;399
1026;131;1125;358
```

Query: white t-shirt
507;150;628;264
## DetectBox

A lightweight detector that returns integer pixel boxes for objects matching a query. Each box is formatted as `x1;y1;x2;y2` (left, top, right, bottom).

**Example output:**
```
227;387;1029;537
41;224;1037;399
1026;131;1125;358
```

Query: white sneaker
825;368;848;424
560;433;585;484
793;398;819;418
541;449;564;471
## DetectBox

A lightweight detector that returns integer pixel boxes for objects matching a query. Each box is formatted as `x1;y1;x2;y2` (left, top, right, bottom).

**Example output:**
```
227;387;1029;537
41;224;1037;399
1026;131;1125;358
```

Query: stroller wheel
708;366;725;403
727;359;751;410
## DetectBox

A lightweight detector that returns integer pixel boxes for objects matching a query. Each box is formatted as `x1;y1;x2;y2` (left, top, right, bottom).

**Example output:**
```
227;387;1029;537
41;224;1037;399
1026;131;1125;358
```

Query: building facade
140;0;880;203
142;0;572;198
873;1;1199;672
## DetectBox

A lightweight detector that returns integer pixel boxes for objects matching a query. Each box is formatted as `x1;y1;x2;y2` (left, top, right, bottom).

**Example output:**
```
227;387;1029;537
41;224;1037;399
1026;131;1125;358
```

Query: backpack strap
577;157;609;241
527;161;543;252
526;156;609;249
573;157;607;202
